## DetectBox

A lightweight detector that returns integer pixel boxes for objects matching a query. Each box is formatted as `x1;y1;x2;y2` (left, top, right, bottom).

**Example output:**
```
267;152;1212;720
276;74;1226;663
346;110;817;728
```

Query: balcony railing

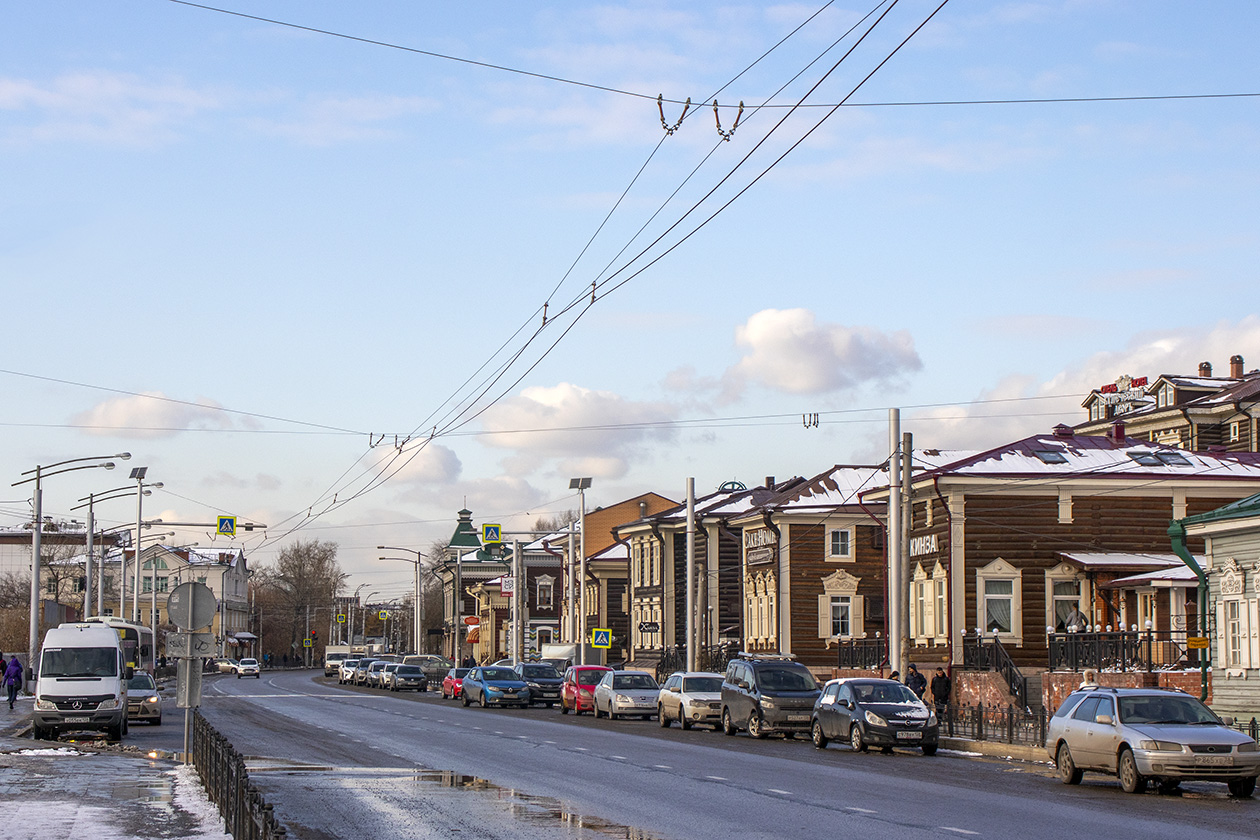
835;637;888;670
1046;629;1204;673
961;636;1028;710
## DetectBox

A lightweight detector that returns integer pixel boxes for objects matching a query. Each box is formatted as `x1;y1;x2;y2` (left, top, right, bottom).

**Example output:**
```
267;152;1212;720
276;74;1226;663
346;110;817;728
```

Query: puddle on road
111;776;175;805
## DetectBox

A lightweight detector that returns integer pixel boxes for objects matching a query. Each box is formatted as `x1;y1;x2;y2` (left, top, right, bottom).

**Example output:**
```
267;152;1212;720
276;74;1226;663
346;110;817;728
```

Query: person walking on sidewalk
4;654;22;710
905;663;927;698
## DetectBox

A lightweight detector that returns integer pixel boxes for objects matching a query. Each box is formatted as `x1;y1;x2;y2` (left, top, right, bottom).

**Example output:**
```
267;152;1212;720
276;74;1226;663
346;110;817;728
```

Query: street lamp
13;452;130;689
569;477;591;665
379;546;427;654
71;484;154;619
126;467;163;626
361;591;379;648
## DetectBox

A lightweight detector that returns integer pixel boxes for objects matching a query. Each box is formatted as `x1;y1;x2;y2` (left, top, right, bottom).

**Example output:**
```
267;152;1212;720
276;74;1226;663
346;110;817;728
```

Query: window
536;576;554;609
934;578;947;637
984;579;1013;632
817;569;862;640
1229;421;1240;443
828;528;853;560
1032;448;1068;464
1052;580;1080;631
1226;600;1242;668
830;596;851;637
976;558;1022;641
1157;385;1172;408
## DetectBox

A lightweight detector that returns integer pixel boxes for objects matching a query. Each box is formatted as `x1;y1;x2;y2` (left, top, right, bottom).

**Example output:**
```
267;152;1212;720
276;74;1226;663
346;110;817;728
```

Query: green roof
447;508;482;549
1180;491;1260;527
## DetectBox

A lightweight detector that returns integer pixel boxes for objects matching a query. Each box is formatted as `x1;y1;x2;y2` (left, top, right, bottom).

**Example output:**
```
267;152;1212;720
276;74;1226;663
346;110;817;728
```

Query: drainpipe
1167;519;1208;702
855;489;888;668
931;476;954;674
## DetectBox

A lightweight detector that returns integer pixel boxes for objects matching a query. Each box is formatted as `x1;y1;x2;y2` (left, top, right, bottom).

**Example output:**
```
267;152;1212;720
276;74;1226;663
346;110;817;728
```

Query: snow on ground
170;765;232;840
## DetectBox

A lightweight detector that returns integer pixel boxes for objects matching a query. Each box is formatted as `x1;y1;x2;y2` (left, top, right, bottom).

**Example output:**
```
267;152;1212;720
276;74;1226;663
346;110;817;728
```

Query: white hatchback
593;670;660;721
236;658;261;678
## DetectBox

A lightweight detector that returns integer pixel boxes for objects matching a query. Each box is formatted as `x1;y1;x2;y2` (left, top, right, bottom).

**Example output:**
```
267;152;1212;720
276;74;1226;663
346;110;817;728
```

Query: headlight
1235;742;1257;753
486;686;502;694
146;695;160;704
98;698;119;710
527;682;541;689
1138;740;1183;752
615;694;631;704
927;711;937;726
760;699;776;710
35;698;57;711
865;710;888;727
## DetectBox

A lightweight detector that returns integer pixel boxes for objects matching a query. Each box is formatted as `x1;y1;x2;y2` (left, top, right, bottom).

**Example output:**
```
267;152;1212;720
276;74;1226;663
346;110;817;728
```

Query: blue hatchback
461;666;531;708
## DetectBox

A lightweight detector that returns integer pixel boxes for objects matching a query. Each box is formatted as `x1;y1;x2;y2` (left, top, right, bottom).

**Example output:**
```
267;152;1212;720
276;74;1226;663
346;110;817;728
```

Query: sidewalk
0;697;229;840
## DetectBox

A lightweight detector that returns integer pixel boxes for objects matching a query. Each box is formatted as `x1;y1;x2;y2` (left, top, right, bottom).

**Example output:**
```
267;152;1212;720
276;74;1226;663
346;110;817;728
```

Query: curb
940;736;1046;763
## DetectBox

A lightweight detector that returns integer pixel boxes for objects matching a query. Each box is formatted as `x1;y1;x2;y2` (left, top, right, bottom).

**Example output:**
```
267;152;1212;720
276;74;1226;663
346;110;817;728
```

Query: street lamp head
102;462;116;471
150;482;164;489
115;453;132;461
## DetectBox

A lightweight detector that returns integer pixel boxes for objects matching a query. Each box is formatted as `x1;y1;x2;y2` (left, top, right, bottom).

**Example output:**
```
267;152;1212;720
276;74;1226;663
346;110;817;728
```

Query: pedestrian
282;653;289;667
4;654;22;710
888;670;900;683
930;667;951;712
1078;668;1098;690
905;663;927;698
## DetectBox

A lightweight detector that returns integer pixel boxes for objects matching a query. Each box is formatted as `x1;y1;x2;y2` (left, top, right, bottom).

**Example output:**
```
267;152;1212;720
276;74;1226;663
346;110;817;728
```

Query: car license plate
1193;755;1232;766
64;716;91;724
896;731;922;740
787;714;810;722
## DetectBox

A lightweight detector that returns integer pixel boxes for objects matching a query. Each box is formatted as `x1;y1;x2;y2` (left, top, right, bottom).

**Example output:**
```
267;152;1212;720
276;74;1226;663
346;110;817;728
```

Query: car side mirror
670;685;681;693
1095;714;1113;726
125;666;134;681
1221;715;1234;726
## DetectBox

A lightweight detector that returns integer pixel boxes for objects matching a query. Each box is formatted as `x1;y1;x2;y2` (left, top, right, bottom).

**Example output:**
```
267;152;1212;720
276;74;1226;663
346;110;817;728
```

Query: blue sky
4;1;1259;601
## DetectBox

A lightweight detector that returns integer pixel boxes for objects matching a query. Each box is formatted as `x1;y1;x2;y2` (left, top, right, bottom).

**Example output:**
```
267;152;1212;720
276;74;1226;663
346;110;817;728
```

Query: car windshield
241;659;257;666
576;670;606;686
756;667;817;692
127;673;157;691
343;660;359;668
482;668;517;681
520;665;559;679
394;666;421;675
450;668;470;678
683;677;723;693
613;674;659;690
41;647;118;678
852;682;920;704
1120;695;1220;725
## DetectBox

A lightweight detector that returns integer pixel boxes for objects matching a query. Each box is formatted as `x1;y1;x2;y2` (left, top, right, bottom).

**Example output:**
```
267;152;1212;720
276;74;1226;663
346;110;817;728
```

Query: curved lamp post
378;546;428;655
13;452;131;689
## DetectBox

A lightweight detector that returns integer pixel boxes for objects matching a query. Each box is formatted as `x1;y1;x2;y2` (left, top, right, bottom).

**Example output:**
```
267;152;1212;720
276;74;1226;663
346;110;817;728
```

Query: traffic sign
167;582;218;631
591;628;612;649
217;516;237;537
176;658;203;709
379;610;389;620
500;576;515;595
166;632;216;659
303;637;313;648
336;613;346;624
482;523;501;544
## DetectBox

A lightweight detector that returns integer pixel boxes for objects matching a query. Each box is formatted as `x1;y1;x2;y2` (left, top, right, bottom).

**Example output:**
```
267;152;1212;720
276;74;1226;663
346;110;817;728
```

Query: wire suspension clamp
658;94;691;135
803;412;820;429
714;100;744;141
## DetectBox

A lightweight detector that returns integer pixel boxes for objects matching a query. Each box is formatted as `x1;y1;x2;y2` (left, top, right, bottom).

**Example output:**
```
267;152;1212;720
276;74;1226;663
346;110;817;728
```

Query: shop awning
465;627;480;644
232;632;258;641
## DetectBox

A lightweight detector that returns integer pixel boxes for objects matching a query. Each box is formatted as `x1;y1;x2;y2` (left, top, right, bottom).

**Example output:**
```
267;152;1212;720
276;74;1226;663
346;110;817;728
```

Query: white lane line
494;731;504;735
846;807;877;814
940;829;978;836
654;765;672;770
611;755;627;760
573;747;588;751
706;775;727;781
767;788;792;796
543;740;556;744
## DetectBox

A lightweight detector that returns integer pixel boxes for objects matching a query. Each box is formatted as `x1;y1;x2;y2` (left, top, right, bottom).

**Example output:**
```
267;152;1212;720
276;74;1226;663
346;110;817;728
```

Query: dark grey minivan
721;653;821;738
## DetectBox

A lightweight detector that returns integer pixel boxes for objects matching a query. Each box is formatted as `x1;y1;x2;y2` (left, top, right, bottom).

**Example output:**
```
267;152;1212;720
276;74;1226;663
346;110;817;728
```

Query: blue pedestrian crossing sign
482;523;501;545
217;516;236;537
591;628;612;649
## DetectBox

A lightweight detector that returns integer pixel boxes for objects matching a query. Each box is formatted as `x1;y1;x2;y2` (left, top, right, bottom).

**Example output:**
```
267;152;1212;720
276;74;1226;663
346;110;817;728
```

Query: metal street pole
378;548;426;654
685;477;696;672
887;409;902;676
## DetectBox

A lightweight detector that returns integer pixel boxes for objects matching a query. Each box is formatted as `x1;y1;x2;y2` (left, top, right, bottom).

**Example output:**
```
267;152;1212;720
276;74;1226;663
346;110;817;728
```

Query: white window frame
828;527;854;561
976;558;1023;645
817;569;862;641
829;596;852;637
536;575;555;609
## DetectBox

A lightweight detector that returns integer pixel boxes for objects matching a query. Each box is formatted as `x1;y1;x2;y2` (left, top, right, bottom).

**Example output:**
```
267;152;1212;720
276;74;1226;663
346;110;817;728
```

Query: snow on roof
1103;565;1199;587
762;465;886;511
590;542;627;560
1058;552;1184;569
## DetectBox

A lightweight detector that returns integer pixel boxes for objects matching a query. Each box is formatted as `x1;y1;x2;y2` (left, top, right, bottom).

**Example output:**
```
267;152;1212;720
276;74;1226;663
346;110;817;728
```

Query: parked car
721;653;820;739
402;654;455;685
559;665;611;715
387;664;429;692
126;672;162;726
352;658;380;686
441;667;471;699
461;666;531;708
215;658;238;674
811;677;938;755
1048;686;1259;797
594;670;660;720
235;658;261;679
365;660;393;688
658;671;724;730
514;663;563;706
338;659;360;684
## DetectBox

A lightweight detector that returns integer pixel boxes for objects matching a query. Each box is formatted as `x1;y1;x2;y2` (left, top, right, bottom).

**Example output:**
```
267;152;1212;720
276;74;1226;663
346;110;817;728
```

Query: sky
4;0;1260;604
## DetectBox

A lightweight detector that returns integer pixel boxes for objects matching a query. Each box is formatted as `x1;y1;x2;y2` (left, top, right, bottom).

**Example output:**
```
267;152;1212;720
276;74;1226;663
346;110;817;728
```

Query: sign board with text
166;632;216;659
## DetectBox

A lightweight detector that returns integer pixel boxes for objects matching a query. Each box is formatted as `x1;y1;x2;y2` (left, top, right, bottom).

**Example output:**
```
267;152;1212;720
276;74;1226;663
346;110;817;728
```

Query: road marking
611;755;627;760
494;731;504;735
653;765;671;770
706;775;727;781
846;807;877;814
573;747;588;751
543;740;556;744
767;788;791;796
940;829;979;836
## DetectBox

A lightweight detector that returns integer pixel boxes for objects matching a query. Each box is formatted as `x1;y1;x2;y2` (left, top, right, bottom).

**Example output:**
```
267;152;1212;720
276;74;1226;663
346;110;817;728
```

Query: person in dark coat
3;654;23;710
930;667;951;712
904;663;927;698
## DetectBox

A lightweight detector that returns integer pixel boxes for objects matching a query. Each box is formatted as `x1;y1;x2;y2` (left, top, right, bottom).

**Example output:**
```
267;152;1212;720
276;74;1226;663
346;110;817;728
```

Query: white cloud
248;93;438;146
724;308;921;398
479;382;677;479
386;443;463;485
72;392;234;439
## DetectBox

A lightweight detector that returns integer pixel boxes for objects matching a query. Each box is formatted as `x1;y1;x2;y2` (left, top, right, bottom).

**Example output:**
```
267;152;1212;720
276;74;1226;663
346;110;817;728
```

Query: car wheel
560;699;569;714
1227;777;1256;798
462;691;470;707
608;707;618;721
849;724;867;753
153;716;162;727
31;725;48;741
747;712;766;740
236;674;241;679
106;723;124;743
658;705;670;728
680;715;692;731
480;693;488;708
812;720;829;750
1118;748;1146;794
722;708;736;736
1157;780;1181;795
921;744;936;756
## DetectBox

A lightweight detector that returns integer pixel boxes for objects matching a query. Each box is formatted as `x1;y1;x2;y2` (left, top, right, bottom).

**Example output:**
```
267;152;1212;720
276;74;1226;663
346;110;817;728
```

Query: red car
560;665;611;715
441;667;471;699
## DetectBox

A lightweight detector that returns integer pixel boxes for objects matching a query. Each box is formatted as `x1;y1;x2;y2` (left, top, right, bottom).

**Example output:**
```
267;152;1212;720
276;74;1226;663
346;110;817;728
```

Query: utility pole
685;477;696;672
901;431;913;673
887;409;902;677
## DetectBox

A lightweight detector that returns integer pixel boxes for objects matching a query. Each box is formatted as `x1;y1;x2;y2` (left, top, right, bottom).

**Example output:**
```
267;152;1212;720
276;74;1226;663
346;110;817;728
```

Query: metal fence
1227;716;1260;741
960;637;1028;710
835;638;887;670
1046;630;1204;673
939;702;1048;748
653;644;738;683
191;710;288;840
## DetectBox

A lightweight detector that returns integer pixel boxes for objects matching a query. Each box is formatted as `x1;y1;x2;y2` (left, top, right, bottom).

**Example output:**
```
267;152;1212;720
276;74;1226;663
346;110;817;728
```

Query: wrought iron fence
1226;716;1260;741
961;637;1028;710
939;702;1048;748
834;637;887;670
653;644;738;682
191;710;288;840
1046;630;1204;673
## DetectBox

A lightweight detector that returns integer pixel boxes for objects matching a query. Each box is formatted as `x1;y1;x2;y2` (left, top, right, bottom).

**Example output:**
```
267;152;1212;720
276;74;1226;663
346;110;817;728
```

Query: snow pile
10;747;85;756
170;765;232;840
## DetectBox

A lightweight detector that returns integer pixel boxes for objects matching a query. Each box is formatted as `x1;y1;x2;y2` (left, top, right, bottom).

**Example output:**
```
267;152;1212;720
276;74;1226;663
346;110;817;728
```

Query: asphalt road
195;670;1257;840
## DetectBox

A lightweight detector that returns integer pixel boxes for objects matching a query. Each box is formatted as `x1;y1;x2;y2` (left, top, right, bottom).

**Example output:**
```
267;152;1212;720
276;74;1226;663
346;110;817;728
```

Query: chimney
1110;419;1126;442
1052;423;1074;438
765;476;775;489
1231;354;1244;378
1199;361;1212;378
638;500;648;518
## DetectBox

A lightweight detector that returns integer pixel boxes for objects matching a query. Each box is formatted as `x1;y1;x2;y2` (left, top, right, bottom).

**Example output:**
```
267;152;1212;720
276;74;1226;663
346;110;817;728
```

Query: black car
514;662;563;706
721;653;821;739
811;678;938;755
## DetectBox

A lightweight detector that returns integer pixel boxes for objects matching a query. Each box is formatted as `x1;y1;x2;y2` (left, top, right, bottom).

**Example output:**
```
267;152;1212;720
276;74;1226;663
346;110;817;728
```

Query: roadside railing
653;643;738;682
939;702;1048;748
1046;629;1203;673
835;637;887;670
961;636;1028;710
1226;716;1260;741
191;710;288;840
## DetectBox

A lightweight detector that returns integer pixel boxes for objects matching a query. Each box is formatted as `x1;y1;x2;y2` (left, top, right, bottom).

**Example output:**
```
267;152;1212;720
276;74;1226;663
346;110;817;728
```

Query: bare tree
252;539;346;663
532;510;578;533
